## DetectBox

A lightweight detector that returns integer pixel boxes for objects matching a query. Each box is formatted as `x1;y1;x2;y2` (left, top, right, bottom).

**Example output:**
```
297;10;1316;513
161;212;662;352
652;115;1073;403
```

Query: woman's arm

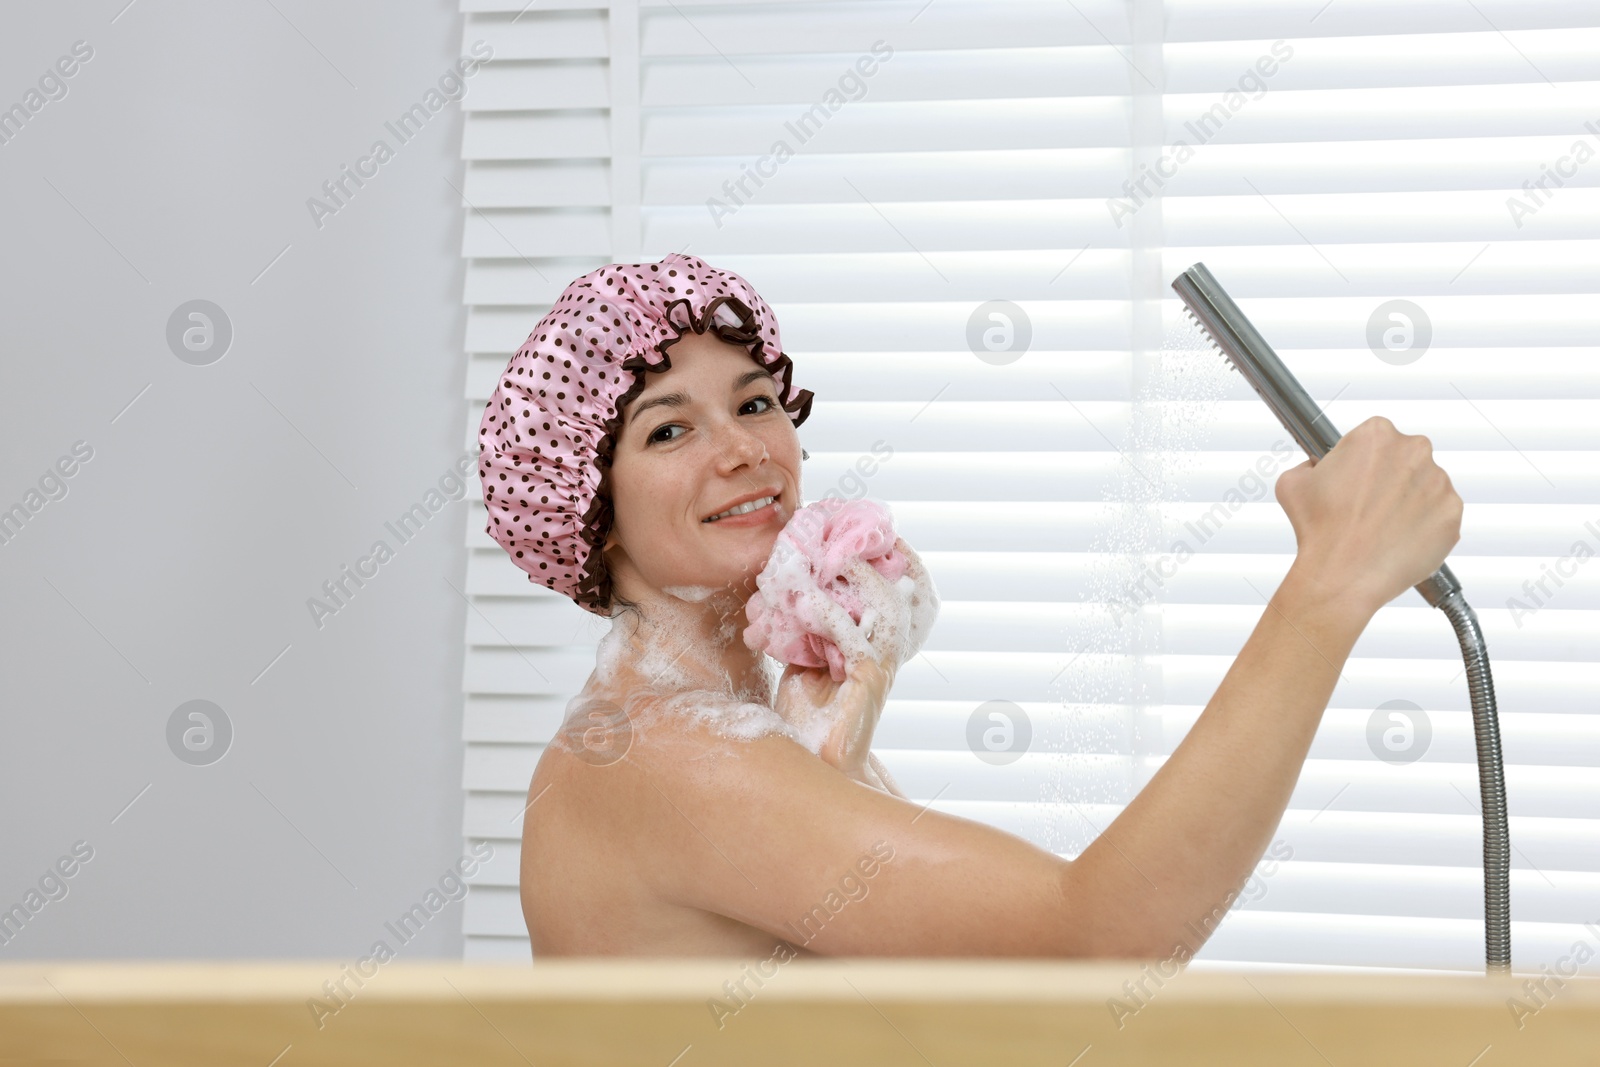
619;565;1369;959
1068;415;1461;956
617;417;1458;957
617;718;1079;957
1062;562;1370;955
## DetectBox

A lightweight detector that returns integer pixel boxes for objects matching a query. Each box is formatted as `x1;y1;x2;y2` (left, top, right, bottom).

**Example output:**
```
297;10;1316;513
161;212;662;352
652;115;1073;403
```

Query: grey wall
0;1;474;958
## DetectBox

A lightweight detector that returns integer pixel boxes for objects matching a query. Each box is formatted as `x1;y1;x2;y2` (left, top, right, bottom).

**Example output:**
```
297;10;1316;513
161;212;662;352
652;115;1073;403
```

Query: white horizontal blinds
455;0;1140;961
646;0;1138;941
1155;0;1600;972
457;0;622;963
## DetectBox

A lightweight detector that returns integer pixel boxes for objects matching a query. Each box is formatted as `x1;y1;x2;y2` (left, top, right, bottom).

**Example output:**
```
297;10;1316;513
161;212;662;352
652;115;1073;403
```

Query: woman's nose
714;420;768;468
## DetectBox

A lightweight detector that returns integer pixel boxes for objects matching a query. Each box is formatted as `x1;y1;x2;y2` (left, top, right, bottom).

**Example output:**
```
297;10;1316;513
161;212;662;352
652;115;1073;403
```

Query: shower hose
1171;262;1511;974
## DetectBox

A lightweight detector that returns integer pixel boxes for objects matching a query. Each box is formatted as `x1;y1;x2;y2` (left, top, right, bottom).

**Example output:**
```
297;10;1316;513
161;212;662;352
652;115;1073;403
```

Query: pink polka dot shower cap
477;252;814;616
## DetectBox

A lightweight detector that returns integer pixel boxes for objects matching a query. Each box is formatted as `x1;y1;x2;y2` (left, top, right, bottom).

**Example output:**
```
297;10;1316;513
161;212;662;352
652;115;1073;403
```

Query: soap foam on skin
556;587;805;758
662;585;716;603
554;502;939;763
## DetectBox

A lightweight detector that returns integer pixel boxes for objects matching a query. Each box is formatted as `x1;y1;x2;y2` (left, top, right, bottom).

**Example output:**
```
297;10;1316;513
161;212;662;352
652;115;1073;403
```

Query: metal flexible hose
1172;262;1514;973
1437;591;1513;972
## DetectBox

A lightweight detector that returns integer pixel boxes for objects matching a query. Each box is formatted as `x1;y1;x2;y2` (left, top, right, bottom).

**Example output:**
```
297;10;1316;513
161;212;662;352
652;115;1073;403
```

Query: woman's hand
1273;415;1463;616
770;554;905;780
773;657;894;781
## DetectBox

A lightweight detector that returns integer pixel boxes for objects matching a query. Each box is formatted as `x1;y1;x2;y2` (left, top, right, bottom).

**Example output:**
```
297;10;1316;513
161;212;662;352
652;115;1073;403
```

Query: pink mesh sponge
743;498;939;682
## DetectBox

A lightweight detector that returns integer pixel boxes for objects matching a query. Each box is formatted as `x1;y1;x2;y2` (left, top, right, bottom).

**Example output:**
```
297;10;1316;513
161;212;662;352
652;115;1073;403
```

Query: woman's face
602;330;803;603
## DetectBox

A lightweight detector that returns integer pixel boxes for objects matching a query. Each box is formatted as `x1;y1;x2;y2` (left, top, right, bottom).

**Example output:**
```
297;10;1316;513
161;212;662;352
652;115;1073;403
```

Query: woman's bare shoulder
548;687;796;768
523;690;823;917
529;688;807;822
533;686;1086;957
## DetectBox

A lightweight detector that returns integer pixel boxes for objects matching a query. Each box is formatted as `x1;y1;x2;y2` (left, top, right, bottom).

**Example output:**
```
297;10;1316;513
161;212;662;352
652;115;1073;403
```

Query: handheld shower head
1169;261;1510;974
1171;262;1461;608
1171;262;1339;461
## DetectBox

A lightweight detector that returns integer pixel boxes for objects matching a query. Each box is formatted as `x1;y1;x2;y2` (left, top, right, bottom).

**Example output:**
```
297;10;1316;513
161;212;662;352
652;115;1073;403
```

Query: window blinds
455;0;1600;974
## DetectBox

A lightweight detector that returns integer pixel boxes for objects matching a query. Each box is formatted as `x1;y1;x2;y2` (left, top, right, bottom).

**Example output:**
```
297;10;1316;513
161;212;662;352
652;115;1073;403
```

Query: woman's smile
701;495;785;528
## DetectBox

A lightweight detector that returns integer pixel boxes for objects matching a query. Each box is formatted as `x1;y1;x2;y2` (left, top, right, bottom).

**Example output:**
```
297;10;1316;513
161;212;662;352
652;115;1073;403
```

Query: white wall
0;0;476;958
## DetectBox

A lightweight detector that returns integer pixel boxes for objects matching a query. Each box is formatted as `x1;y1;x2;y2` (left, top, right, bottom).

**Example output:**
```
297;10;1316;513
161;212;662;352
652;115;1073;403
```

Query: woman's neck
593;586;774;705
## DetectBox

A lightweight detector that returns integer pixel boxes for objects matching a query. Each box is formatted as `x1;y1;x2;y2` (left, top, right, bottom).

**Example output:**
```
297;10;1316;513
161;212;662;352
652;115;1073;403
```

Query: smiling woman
600;333;804;619
474;253;1433;964
483;271;933;954
477;252;813;617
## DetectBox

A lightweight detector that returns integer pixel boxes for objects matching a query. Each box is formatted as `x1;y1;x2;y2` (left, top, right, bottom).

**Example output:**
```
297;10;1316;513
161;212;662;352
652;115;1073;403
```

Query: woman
477;253;1463;959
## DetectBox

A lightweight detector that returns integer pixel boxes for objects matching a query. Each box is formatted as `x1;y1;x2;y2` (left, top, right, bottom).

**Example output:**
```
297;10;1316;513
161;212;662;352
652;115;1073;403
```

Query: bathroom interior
1;0;1597;1063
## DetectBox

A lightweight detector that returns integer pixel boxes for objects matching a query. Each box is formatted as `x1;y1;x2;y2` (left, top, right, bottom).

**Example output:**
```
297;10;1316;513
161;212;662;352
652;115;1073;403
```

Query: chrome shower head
1171;262;1341;461
1169;261;1460;607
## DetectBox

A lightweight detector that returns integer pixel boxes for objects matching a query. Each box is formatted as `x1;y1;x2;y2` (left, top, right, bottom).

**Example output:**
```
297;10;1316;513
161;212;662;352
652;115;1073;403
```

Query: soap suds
549;684;805;768
560;499;940;764
569;582;817;757
662;585;716;603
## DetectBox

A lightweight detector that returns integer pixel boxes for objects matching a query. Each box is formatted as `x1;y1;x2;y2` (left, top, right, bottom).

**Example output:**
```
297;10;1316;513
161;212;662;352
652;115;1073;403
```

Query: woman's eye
646;395;775;446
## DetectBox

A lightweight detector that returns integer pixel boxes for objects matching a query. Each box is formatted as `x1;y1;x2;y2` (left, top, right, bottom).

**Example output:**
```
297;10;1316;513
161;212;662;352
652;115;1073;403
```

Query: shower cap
477;252;814;616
